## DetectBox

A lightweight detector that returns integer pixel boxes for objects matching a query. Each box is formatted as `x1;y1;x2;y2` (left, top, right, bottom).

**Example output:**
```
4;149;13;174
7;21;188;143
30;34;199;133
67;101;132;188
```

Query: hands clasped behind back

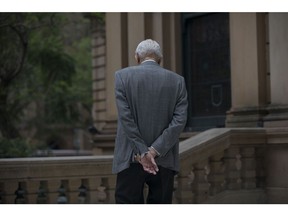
139;151;159;175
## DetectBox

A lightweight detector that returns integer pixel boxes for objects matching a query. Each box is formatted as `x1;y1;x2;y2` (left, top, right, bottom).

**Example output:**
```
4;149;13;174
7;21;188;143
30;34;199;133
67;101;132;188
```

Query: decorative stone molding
226;106;268;128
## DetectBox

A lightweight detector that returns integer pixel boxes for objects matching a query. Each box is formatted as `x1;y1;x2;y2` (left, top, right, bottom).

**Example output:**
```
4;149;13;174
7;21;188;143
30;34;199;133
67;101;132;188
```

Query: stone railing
175;128;267;204
1;128;287;204
0;155;114;204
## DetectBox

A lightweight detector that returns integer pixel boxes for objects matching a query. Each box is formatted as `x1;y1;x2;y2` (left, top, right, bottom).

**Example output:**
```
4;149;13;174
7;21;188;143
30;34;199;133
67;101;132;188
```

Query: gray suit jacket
112;61;188;174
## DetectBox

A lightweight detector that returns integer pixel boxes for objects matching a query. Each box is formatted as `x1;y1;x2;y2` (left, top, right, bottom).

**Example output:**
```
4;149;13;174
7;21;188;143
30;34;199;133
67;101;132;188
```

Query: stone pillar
126;12;181;72
264;13;288;127
170;13;182;75
150;13;182;73
127;13;146;66
226;13;268;127
104;13;128;132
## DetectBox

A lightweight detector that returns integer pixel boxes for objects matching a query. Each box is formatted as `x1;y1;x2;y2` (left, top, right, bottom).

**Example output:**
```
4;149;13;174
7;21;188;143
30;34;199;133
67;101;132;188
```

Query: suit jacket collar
140;60;159;67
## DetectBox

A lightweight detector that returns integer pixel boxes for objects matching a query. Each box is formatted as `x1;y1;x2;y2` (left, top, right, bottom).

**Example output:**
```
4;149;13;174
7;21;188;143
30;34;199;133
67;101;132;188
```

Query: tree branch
6;24;28;82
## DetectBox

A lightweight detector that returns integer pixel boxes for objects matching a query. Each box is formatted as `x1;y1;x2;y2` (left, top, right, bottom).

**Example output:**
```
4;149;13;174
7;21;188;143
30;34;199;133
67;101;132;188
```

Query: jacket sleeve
114;72;149;155
151;77;188;157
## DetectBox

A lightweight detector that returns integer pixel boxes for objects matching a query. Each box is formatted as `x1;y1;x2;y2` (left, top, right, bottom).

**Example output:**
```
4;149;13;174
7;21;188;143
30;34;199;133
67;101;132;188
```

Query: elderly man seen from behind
113;39;188;204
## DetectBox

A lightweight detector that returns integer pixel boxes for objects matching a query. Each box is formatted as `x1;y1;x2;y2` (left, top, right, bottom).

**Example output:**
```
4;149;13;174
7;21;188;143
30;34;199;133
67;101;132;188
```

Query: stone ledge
204;189;267;204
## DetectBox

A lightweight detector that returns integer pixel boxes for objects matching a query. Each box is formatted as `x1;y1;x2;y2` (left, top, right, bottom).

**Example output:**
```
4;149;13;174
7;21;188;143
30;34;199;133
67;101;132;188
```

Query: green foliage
0;138;33;158
68;36;93;108
1;13;93;137
90;13;105;24
39;14;93;124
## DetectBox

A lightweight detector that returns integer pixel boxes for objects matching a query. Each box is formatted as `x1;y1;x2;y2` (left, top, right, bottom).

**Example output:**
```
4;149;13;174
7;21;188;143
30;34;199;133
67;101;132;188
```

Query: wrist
148;148;157;158
140;152;148;159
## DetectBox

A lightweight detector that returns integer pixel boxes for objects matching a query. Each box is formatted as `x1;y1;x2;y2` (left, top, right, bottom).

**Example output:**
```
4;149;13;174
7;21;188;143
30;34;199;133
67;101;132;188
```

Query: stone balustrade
175;128;267;203
1;128;288;204
0;155;114;204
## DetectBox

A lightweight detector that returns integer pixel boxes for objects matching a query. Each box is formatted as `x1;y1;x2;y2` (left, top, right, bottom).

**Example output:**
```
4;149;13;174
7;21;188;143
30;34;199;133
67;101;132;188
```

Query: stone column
151;13;181;72
103;12;181;129
127;13;145;66
264;13;288;127
105;13;128;131
170;13;182;75
226;13;268;127
126;13;182;71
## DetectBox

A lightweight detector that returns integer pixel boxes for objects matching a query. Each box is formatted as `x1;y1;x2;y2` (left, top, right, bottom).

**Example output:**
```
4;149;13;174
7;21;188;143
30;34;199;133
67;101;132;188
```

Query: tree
1;13;33;138
0;13;92;141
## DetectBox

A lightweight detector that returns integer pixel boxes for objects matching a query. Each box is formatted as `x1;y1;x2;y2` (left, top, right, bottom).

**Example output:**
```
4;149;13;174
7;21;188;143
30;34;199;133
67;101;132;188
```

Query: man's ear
135;54;140;64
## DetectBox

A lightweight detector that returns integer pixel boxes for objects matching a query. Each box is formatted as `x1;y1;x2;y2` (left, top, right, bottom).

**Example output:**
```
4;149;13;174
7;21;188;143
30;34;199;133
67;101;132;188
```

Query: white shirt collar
141;59;156;64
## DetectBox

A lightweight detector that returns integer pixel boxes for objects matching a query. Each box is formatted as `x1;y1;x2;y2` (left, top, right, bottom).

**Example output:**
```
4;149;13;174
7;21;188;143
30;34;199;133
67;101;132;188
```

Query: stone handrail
1;127;285;204
0;155;114;204
175;128;267;203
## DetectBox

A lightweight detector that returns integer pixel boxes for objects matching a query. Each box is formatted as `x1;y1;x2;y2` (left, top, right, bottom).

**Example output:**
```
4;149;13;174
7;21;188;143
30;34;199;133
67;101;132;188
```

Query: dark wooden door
182;13;231;131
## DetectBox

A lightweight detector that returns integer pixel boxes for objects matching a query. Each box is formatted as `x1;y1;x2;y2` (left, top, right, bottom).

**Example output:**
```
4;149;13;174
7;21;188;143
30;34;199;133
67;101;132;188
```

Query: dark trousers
115;163;175;204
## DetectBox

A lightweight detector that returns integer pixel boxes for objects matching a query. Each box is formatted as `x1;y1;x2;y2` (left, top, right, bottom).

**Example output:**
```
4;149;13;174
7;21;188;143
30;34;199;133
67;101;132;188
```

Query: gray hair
135;39;163;62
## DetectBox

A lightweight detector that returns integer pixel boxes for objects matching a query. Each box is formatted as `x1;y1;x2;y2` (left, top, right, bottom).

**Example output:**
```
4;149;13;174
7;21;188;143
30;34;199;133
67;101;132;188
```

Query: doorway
182;13;231;131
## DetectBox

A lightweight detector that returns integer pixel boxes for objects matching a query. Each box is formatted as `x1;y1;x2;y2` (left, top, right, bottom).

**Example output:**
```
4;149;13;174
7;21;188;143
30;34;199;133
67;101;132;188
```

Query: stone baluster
14;182;27;204
57;180;69;204
46;180;60;204
26;180;40;203
191;160;210;203
97;178;108;203
106;176;116;203
3;181;18;203
68;179;81;204
87;177;101;203
241;147;256;189
174;165;195;204
37;181;48;204
78;179;88;204
174;175;195;204
208;152;226;195
224;147;242;190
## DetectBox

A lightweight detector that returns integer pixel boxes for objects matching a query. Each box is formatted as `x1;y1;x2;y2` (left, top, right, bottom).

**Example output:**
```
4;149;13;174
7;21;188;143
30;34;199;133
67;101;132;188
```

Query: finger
150;157;159;172
141;158;158;174
143;166;156;175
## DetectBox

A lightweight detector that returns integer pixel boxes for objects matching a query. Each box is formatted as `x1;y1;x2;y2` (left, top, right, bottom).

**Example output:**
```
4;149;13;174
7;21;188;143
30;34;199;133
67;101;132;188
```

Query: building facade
90;13;288;202
1;13;288;204
92;12;288;134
